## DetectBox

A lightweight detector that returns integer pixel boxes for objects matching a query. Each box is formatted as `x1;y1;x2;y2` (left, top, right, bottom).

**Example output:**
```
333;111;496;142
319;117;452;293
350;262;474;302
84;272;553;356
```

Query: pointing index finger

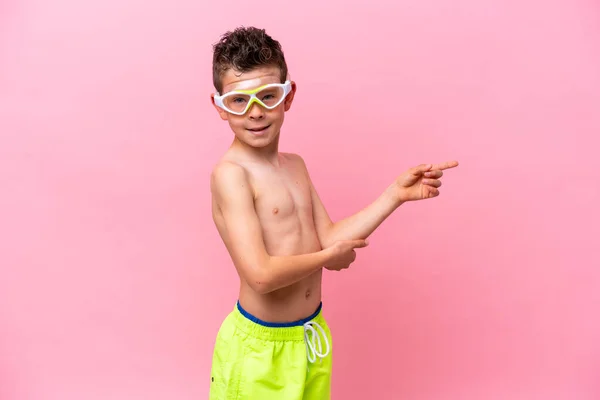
431;160;459;171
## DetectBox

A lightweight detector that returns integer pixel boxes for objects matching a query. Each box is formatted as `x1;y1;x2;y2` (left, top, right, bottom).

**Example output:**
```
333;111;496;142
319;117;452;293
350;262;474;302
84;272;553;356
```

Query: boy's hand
324;239;369;271
393;161;459;203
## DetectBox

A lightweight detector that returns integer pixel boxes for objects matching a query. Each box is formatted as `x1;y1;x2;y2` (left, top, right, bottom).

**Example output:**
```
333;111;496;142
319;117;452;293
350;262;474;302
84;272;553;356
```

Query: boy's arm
302;157;458;248
211;162;364;294
308;176;400;248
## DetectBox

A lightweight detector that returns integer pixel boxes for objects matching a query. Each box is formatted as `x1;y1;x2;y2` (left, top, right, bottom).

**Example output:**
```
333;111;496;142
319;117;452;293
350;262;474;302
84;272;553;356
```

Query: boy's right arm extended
211;162;335;294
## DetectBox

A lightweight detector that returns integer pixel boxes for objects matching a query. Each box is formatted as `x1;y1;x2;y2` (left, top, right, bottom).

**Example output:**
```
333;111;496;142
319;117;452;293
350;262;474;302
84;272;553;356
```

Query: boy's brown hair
212;26;288;93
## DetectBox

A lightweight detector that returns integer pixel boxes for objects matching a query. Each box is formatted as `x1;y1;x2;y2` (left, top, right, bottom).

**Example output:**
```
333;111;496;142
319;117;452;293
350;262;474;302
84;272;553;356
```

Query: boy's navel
272;207;279;214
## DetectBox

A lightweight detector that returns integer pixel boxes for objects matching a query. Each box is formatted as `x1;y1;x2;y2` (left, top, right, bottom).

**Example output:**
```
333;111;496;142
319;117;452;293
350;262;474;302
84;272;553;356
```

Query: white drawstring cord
303;320;330;363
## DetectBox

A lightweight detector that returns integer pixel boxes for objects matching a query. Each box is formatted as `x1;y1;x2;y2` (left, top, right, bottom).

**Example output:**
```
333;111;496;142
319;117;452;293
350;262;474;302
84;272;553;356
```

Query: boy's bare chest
250;166;313;221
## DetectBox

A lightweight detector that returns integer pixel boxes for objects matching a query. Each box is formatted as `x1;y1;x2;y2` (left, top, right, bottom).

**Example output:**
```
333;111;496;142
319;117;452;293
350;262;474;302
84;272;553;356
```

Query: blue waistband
236;301;322;328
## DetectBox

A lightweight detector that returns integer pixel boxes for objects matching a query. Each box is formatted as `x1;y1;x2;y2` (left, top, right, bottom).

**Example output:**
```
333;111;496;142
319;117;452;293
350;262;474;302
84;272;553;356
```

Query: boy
208;26;458;399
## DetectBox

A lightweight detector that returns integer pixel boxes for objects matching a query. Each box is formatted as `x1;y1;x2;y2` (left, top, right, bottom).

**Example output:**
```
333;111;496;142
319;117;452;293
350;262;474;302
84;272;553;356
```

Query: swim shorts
208;301;333;399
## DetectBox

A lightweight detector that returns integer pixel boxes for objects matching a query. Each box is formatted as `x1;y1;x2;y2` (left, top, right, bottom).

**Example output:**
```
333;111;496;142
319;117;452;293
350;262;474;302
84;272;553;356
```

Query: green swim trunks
208;301;333;400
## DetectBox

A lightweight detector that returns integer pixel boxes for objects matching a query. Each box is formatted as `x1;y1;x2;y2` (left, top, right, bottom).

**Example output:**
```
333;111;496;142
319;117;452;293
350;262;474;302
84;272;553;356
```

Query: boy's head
211;27;296;149
212;26;288;94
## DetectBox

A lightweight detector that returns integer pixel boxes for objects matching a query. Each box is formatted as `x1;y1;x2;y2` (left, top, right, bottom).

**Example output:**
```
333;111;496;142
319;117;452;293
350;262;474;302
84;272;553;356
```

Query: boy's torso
212;151;324;322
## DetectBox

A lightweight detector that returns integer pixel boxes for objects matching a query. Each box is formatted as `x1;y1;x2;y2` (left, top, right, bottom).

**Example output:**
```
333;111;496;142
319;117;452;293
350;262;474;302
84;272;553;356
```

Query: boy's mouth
247;124;271;134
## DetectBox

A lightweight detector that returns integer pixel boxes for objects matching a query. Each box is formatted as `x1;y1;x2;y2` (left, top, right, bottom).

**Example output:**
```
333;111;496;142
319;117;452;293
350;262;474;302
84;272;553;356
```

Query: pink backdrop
1;0;599;399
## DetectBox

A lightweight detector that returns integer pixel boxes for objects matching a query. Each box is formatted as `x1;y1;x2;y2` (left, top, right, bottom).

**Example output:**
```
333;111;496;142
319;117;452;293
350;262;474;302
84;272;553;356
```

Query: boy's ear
284;81;297;111
211;94;228;121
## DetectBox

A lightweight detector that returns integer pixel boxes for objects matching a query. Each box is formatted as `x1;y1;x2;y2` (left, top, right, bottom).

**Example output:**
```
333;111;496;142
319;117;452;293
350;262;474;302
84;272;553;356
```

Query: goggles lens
216;81;290;115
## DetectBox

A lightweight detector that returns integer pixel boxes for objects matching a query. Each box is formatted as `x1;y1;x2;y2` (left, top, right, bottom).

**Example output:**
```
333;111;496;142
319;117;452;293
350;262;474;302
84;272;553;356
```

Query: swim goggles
213;81;292;115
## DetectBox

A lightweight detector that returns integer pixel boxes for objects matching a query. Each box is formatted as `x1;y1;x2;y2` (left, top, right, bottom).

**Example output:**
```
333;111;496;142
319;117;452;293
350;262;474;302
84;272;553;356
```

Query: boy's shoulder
211;159;244;177
211;149;249;176
210;152;310;189
210;157;249;196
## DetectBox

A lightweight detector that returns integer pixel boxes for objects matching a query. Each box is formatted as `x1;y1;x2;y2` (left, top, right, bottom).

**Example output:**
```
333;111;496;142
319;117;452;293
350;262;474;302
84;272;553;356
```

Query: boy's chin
235;132;277;147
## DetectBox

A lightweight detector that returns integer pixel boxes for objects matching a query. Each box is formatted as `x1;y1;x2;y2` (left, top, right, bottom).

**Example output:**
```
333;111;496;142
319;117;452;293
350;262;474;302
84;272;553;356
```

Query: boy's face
211;66;296;148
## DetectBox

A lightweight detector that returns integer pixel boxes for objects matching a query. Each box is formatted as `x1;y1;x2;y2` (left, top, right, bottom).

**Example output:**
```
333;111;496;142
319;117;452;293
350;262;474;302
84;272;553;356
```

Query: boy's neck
231;135;281;166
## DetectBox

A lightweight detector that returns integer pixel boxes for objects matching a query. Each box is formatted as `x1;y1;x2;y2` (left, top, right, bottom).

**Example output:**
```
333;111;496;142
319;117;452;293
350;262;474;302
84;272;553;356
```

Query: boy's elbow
246;262;277;295
318;234;334;250
249;272;276;294
318;223;335;249
251;280;274;295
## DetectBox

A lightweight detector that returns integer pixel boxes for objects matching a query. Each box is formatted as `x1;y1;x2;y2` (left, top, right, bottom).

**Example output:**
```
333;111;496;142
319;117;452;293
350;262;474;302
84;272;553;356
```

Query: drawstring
303;320;330;363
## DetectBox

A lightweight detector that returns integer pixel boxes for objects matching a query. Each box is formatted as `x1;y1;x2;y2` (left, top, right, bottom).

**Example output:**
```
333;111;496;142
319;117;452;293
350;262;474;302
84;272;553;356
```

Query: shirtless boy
208;27;458;399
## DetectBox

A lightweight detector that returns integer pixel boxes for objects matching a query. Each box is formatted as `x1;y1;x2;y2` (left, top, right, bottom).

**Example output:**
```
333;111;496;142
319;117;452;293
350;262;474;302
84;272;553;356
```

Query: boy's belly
238;225;325;323
239;271;323;323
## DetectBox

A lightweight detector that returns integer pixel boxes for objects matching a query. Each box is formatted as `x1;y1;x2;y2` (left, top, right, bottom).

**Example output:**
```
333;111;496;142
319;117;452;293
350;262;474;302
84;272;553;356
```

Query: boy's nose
247;101;265;119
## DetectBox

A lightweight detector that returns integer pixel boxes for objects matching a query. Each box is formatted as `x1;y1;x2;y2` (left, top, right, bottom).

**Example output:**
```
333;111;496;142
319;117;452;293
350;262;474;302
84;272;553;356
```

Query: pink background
1;0;599;399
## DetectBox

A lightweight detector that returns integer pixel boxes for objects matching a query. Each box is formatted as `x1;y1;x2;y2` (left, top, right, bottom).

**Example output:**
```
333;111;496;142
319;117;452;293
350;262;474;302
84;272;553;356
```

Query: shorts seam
235;333;250;400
